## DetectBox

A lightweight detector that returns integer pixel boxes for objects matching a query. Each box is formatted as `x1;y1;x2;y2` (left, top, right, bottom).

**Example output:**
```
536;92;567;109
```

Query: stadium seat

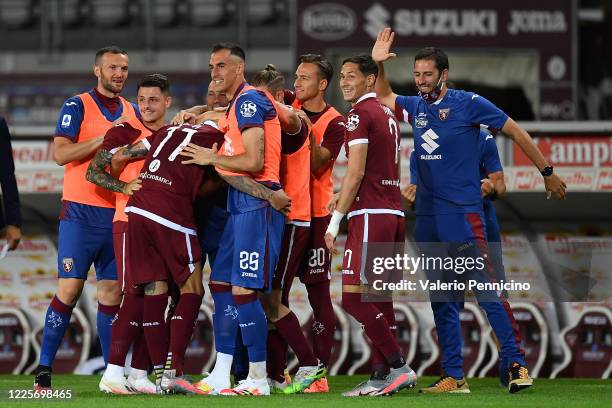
415;321;440;377
461;303;489;377
187;0;233;27
90;0;131;27
552;306;612;379
0;307;31;374
58;0;85;28
152;0;179;27
247;0;284;25
0;0;38;29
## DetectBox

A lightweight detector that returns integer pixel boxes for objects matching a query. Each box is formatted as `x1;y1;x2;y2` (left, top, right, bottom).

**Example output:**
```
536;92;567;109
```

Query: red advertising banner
503;167;612;191
296;0;575;120
513;136;612;167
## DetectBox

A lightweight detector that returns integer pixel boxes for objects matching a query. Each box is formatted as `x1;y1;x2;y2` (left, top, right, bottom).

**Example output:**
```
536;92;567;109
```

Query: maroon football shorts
272;223;310;292
125;212;201;287
298;215;332;285
341;212;405;286
112;220;131;293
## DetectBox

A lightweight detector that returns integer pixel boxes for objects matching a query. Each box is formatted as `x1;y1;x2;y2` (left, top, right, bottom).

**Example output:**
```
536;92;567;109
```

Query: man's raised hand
371;27;397;63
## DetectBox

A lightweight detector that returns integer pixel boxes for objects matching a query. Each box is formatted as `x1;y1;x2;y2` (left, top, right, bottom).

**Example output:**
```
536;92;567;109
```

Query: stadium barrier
551;306;612;379
0;307;31;374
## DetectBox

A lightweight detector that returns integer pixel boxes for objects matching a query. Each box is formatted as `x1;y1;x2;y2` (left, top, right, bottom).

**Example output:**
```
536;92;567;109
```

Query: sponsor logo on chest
419;129;443;160
415;112;428;128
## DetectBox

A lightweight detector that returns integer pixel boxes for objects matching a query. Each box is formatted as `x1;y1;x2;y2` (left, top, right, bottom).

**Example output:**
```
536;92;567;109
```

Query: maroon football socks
165;293;203;376
306;281;336;366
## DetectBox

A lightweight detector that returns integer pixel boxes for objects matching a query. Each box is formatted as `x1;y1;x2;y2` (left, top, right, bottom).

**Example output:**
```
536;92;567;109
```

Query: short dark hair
211;42;246;61
414;47;449;72
137;74;170;94
251;64;284;93
298;54;333;87
341;54;378;79
95;45;128;64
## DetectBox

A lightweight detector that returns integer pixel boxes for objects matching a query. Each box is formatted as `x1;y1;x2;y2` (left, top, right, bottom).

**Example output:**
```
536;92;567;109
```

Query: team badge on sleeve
438;108;451;120
240;100;258;118
61;114;72;128
62;257;74;273
346;113;360;132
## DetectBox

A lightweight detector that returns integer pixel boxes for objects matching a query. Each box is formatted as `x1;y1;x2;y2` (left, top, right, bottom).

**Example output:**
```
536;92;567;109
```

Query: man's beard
417;76;444;104
101;77;123;95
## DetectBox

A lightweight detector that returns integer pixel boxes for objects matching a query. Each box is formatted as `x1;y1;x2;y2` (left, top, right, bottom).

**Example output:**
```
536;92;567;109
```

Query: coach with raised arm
372;27;566;394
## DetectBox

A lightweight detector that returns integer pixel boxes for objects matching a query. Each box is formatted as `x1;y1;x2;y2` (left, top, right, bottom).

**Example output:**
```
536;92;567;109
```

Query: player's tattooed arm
220;175;291;215
220;175;273;201
86;148;142;195
258;131;265;166
121;141;148;159
86;149;127;193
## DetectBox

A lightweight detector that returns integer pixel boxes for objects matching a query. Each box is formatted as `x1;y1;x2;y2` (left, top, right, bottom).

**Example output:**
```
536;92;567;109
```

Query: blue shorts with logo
211;187;285;291
57;220;117;280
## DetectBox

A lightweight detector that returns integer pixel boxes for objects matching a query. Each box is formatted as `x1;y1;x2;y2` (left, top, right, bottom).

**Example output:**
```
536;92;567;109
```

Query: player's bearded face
340;62;370;103
96;53;128;95
294;63;322;102
413;59;445;104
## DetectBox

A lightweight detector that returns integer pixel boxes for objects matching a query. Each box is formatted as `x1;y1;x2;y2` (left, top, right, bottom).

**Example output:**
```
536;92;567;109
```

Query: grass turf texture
1;375;610;408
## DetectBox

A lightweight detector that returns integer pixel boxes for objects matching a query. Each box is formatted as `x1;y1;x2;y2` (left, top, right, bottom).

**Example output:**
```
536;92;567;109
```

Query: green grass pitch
1;375;610;408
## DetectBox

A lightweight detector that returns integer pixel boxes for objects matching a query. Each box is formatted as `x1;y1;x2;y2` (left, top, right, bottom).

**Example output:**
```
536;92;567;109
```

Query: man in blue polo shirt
373;28;566;394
